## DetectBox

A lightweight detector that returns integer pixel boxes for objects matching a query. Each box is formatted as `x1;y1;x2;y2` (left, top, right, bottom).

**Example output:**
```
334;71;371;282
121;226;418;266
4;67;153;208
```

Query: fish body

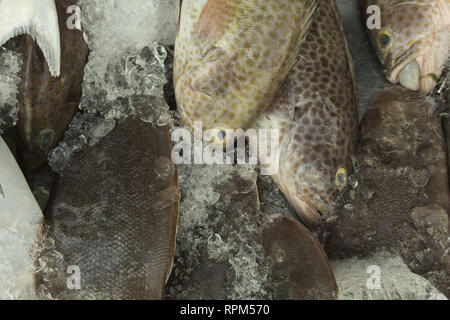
16;0;89;171
361;0;450;93
43;118;180;299
0;137;43;299
174;0;319;133
256;0;358;227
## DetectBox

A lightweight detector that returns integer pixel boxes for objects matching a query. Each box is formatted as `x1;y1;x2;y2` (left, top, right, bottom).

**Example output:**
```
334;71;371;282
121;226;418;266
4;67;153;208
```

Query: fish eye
275;249;286;263
335;167;348;189
38;129;55;150
217;130;227;141
378;29;393;49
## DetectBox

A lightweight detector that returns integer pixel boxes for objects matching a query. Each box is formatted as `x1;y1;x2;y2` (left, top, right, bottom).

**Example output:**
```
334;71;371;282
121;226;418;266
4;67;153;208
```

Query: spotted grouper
256;0;358;228
174;0;319;134
361;0;450;93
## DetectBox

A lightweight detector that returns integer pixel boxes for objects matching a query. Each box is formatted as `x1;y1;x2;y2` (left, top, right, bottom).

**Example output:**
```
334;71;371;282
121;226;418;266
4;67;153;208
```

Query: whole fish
43;118;180;299
0;137;43;299
13;0;88;171
256;0;358;228
174;0;319;135
326;86;450;297
361;0;450;93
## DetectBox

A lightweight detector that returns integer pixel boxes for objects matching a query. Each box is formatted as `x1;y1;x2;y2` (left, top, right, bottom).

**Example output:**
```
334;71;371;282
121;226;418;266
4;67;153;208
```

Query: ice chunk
332;251;447;300
0;48;21;134
78;0;176;97
166;163;272;300
0;137;43;299
49;43;171;174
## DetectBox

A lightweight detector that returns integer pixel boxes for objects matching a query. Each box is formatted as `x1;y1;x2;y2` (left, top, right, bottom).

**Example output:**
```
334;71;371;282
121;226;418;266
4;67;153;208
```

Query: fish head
279;140;350;228
363;0;450;93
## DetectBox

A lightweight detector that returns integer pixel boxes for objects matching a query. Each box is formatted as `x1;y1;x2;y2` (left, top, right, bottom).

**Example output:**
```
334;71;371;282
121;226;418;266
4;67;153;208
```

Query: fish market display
1;0;450;302
0;137;43;299
15;0;89;171
361;0;450;93
256;0;358;228
174;0;319;133
42;118;180;299
325;86;450;296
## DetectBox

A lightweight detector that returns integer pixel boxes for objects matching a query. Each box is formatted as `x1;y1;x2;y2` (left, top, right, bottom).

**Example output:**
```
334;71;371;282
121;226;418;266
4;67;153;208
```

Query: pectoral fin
0;0;61;77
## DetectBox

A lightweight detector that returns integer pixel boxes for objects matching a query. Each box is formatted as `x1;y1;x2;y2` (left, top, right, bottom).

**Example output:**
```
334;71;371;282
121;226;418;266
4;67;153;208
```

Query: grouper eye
378;29;393;49
335;167;348;190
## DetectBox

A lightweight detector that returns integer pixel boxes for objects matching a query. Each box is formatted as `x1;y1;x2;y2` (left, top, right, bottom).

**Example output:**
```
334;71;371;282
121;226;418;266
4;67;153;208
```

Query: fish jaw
0;0;61;77
387;34;450;93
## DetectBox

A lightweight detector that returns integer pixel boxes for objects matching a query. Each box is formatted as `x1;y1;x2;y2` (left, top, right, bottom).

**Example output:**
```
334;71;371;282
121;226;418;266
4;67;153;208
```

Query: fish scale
256;0;358;228
174;0;319;133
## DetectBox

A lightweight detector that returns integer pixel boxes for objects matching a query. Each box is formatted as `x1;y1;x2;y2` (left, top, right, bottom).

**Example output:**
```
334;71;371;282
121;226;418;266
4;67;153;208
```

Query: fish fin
194;0;236;56
176;0;183;31
281;0;319;77
0;0;61;77
0;183;4;199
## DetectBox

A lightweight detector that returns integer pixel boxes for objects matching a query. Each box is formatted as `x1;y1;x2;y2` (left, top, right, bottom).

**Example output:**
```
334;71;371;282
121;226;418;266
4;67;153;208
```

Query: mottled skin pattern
361;0;450;93
326;86;450;297
174;0;319;134
16;0;89;171
256;0;358;227
43;118;180;299
262;214;337;300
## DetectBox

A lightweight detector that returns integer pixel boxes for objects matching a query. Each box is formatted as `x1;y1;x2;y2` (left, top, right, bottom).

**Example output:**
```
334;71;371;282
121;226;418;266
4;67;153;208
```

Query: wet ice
0;48;21;134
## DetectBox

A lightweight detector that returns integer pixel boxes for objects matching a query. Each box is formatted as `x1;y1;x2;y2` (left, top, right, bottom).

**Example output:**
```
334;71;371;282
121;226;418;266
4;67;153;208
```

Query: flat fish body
262;214;338;300
256;0;358;228
0;137;43;299
325;86;450;297
43;118;180;299
174;0;319;133
16;0;89;171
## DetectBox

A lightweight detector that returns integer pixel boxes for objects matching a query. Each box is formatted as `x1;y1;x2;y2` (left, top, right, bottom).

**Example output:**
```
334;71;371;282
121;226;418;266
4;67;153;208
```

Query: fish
42;118;180;299
0;0;60;77
14;0;89;171
325;86;450;297
255;0;359;228
174;0;319;136
361;0;450;93
0;136;43;299
262;214;338;300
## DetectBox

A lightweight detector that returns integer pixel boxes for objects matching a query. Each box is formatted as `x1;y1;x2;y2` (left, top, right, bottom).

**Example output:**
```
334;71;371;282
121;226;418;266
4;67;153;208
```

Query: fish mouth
387;40;443;93
290;194;334;229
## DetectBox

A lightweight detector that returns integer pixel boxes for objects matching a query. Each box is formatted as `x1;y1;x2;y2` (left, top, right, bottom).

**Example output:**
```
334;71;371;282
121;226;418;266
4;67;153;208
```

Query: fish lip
291;193;333;229
386;36;443;92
